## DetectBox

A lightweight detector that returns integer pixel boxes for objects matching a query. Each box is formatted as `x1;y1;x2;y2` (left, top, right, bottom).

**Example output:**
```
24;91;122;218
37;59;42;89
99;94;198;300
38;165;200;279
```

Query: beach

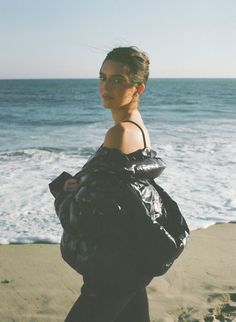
0;223;236;322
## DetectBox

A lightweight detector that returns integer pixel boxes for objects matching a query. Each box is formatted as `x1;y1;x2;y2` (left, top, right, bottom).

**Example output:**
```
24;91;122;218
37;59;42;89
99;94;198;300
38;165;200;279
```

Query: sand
0;223;236;322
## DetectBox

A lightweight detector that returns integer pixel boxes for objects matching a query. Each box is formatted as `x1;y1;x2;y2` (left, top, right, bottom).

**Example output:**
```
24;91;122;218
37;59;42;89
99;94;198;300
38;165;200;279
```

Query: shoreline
2;220;236;246
1;223;236;321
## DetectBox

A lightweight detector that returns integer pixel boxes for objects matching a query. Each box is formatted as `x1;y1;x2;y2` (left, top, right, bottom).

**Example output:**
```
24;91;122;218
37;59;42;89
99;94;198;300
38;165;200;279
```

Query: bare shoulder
103;123;125;148
103;122;151;154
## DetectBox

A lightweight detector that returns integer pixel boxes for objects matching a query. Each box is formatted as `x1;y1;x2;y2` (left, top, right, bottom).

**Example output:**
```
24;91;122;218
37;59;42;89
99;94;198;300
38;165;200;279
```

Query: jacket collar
82;145;166;180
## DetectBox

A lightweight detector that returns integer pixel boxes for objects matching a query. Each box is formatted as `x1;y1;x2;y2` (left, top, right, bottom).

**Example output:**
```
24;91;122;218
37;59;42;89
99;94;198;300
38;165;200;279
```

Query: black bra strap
122;120;147;148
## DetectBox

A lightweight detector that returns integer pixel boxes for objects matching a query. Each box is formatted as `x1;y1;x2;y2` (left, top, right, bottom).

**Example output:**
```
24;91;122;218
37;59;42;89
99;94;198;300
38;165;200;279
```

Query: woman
49;47;189;322
66;46;152;322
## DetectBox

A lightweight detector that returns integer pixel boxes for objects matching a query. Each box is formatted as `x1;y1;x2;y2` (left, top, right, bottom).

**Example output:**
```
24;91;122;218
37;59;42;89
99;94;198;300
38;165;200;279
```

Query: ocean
0;79;235;244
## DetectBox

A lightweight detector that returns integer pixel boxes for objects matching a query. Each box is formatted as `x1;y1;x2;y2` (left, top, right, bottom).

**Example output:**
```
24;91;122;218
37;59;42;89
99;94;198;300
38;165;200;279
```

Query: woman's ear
137;83;145;96
132;83;145;99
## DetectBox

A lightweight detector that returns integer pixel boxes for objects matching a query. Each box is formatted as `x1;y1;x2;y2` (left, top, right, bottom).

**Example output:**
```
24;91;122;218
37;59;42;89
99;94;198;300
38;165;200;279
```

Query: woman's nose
103;79;112;90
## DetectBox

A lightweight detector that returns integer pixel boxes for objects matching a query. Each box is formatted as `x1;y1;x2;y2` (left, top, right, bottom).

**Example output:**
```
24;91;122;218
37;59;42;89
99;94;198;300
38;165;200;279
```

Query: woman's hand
63;178;79;192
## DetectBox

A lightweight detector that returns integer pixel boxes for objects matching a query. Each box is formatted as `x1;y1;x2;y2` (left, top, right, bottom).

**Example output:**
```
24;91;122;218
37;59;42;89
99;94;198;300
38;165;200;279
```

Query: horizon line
0;77;236;81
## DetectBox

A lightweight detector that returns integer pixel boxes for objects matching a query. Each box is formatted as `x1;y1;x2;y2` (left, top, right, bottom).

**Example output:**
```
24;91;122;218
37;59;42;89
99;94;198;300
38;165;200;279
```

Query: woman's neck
111;102;142;124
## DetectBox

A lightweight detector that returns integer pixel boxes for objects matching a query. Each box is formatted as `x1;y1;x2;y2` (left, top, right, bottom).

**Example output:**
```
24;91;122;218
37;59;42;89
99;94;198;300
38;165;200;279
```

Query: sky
0;0;235;79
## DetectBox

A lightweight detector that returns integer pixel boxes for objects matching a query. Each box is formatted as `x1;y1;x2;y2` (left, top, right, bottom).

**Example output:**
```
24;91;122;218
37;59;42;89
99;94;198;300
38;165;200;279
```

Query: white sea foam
0;135;235;244
154;135;236;231
0;148;86;244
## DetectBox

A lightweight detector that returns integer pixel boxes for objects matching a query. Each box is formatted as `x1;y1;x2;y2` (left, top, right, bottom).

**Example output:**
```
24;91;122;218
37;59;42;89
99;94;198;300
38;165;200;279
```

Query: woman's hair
102;46;150;85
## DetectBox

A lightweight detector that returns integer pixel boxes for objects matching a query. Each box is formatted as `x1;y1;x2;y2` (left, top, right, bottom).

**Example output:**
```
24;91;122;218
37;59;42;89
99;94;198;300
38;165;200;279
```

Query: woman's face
99;60;138;109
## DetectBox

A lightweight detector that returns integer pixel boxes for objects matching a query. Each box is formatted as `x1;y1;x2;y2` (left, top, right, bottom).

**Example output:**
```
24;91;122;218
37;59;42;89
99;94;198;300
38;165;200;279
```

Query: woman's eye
99;75;127;86
99;75;106;81
113;78;124;84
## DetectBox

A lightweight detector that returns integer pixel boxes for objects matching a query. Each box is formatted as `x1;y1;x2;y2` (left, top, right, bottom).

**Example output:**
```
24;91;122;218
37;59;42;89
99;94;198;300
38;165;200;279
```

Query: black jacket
49;145;189;291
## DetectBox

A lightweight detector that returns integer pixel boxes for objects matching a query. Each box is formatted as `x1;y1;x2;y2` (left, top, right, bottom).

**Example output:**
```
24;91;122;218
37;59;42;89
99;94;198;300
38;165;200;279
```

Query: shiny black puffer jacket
49;145;189;291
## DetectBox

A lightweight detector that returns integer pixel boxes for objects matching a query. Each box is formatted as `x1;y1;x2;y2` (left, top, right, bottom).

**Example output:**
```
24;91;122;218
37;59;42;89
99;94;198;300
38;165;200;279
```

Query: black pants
64;279;150;322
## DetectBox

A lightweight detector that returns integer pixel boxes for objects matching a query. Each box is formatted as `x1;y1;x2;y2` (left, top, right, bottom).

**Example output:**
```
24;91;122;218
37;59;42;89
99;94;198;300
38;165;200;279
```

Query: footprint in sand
205;293;236;322
1;279;11;284
229;293;236;302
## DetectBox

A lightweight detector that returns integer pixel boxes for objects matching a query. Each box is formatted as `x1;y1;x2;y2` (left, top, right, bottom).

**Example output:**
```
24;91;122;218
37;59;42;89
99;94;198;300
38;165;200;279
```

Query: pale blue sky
0;0;235;79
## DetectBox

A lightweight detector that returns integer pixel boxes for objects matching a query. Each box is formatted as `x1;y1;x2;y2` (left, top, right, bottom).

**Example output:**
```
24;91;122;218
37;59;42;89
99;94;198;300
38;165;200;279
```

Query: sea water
0;79;235;244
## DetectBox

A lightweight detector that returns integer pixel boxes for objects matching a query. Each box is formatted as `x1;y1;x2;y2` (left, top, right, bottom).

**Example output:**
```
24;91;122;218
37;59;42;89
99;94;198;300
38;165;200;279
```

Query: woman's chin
101;101;113;109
